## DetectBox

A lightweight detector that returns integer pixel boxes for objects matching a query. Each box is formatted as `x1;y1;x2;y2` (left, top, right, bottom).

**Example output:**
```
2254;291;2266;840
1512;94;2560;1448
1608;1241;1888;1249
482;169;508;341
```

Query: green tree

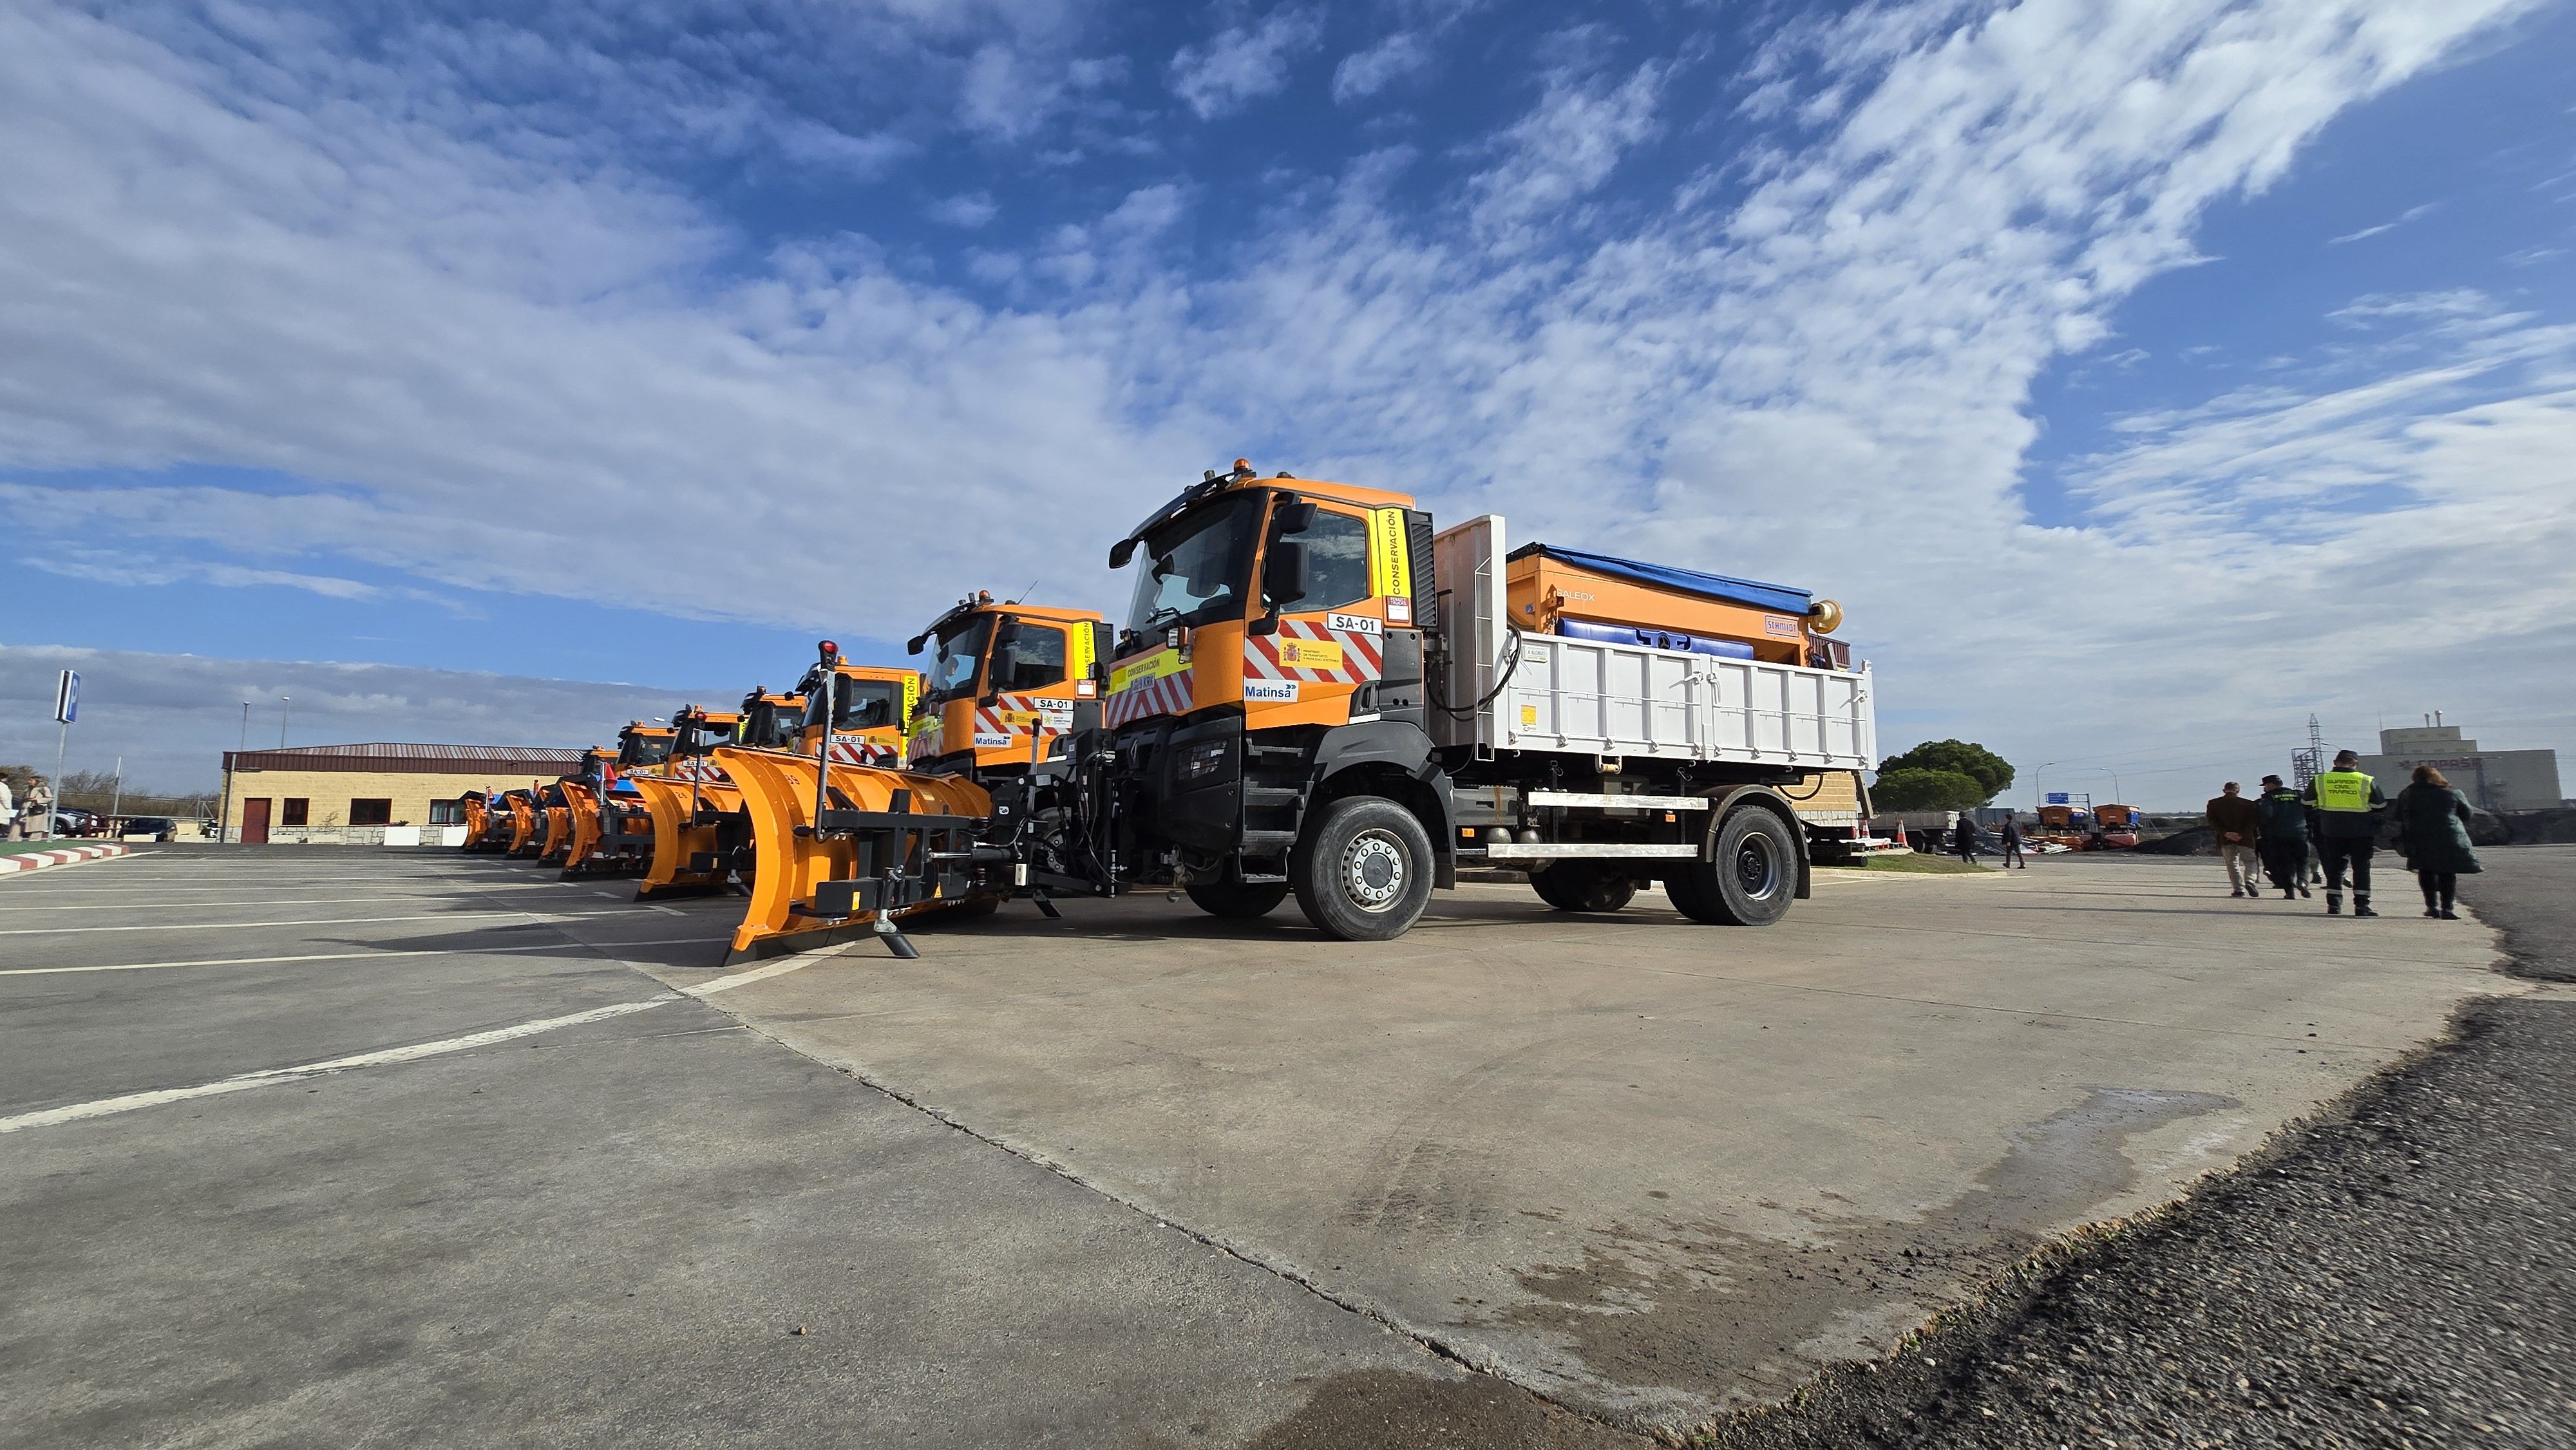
1878;740;2014;800
1870;767;1991;812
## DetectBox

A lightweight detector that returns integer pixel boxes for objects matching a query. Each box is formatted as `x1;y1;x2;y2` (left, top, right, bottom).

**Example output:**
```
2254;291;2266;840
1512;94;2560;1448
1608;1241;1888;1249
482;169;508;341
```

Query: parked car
117;815;178;842
48;807;102;837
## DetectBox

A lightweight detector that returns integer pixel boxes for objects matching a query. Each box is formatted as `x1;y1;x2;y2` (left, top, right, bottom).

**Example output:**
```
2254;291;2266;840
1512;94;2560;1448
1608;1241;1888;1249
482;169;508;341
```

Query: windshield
618;731;672;768
835;679;905;731
924;616;995;704
741;699;802;749
1123;493;1261;639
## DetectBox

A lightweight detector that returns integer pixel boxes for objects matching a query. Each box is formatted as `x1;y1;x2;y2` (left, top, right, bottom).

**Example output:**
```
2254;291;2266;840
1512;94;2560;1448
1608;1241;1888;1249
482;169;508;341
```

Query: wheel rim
1341;829;1408;912
1734;832;1782;899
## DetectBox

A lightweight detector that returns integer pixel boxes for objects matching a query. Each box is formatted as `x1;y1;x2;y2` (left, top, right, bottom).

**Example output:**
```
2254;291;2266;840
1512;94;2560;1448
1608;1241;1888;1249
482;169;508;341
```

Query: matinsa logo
1326;612;1382;635
1242;679;1301;702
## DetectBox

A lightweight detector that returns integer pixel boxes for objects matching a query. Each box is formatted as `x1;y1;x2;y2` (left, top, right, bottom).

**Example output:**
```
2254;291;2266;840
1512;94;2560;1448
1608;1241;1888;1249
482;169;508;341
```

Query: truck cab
735;690;808;752
789;660;921;767
904;594;1110;779
1092;462;1448;936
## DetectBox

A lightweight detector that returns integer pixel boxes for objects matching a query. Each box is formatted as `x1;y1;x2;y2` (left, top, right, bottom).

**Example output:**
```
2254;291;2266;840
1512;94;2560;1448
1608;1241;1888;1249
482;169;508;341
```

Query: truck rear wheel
1289;796;1434;941
1665;805;1797;927
1530;862;1635;913
1186;880;1290;919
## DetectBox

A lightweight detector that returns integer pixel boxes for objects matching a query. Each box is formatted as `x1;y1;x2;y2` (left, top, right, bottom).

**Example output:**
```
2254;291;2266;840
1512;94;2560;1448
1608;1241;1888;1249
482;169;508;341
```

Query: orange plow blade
714;746;1005;964
560;781;602;872
629;771;744;899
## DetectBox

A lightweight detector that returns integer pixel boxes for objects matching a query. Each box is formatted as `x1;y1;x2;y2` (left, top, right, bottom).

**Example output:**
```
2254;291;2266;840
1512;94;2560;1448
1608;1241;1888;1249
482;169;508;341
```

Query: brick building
219;742;584;844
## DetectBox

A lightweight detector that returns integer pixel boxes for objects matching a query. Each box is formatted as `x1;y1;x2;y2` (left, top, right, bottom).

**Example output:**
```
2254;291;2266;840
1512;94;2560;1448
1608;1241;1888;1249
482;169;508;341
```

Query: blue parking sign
54;670;78;724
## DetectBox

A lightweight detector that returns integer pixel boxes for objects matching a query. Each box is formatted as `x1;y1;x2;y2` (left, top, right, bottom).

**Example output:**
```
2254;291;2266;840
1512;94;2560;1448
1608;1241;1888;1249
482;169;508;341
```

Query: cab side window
993;624;1067;692
1285;508;1373;612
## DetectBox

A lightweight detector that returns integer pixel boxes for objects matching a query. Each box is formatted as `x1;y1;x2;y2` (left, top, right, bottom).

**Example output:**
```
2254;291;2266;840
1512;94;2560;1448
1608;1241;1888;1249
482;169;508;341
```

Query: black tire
1186;880;1291;919
1530;862;1636;913
1664;805;1799;926
1289;796;1436;941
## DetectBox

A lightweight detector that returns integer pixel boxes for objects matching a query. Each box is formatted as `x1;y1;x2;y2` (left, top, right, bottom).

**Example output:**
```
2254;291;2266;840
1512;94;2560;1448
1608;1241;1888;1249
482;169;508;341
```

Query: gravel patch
1707;847;2576;1449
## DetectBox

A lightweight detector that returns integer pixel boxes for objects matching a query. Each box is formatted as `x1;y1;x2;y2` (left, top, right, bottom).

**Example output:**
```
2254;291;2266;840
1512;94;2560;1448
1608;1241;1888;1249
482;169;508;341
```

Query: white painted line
685;954;831;997
0;909;638;937
0;936;732;977
0;894;567;914
0;997;682;1133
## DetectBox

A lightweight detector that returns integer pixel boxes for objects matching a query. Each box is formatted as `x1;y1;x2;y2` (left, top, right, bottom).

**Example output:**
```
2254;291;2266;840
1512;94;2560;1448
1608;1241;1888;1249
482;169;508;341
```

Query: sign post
47;670;78;842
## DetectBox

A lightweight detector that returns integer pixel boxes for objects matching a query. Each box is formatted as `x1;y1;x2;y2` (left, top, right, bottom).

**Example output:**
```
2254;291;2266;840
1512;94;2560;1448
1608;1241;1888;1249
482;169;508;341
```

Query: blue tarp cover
1508;543;1812;617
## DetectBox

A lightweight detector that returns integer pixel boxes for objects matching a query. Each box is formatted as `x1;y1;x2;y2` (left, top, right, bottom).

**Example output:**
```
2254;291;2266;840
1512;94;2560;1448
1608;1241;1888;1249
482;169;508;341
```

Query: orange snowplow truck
904;592;1110;778
625;701;766;901
709;643;985;960
714;459;1875;957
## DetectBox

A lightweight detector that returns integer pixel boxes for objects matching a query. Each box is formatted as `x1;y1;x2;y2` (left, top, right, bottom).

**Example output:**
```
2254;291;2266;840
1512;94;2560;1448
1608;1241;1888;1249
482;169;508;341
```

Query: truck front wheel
1665;806;1798;926
1289;796;1435;941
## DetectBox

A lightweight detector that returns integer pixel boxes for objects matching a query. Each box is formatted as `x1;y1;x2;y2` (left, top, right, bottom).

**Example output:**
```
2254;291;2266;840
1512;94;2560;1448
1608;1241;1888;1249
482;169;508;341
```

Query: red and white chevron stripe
824;733;902;767
667;760;734;784
1106;666;1194;728
1243;617;1383;686
973;693;1075;743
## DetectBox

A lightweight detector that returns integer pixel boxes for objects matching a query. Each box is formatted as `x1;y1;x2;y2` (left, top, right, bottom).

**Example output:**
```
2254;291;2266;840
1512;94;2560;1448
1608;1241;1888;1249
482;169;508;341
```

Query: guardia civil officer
2301;749;2387;918
2253;774;2310;899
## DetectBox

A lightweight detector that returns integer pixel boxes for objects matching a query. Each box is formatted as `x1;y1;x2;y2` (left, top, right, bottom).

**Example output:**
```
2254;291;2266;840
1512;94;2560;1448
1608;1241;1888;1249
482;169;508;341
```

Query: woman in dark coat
2393;766;2481;919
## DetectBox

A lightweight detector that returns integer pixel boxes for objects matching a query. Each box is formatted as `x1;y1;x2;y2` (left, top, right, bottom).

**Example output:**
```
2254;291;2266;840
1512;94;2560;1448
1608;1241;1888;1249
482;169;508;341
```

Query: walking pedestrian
2205;781;2263;899
1999;815;2027;869
2253;774;2310;899
2302;750;2387;918
1952;813;1980;866
0;771;15;842
2392;766;2481;919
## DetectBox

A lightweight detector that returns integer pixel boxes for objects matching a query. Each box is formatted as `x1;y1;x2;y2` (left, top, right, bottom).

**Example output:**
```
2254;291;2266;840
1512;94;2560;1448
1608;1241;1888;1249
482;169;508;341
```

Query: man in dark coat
2206;782;2263;899
2302;750;2387;918
1998;816;2027;869
1951;814;1979;865
2253;774;2311;899
2392;766;2481;919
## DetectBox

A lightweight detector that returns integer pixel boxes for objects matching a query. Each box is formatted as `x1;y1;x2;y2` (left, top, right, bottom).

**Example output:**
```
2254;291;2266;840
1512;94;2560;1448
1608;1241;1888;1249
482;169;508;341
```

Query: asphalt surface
1712;845;2576;1449
4;846;2557;1448
0;848;1511;1450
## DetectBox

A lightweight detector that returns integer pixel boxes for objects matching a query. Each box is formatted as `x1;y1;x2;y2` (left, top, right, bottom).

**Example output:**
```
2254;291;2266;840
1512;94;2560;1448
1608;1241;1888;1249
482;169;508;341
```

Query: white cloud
1464;59;1664;247
1332;32;1431;102
1169;7;1323;120
928;191;1000;227
2329;199;2440;243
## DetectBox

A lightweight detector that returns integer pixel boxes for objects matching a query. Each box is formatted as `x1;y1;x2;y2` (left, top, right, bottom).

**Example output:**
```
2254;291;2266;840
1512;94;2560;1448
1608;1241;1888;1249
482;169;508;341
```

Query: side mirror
1264;540;1311;610
1108;538;1139;569
904;635;925;656
1271;500;1318;536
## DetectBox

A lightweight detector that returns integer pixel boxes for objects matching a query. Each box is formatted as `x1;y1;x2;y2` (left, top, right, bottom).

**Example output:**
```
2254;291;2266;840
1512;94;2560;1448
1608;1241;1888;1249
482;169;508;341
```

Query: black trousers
2320;837;2372;899
2260;838;2306;890
2003;840;2025;868
2418;871;2457;910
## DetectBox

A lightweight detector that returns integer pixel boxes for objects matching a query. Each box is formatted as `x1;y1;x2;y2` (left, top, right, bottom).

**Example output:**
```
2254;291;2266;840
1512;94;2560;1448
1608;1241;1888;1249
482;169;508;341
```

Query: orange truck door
1241;500;1396;731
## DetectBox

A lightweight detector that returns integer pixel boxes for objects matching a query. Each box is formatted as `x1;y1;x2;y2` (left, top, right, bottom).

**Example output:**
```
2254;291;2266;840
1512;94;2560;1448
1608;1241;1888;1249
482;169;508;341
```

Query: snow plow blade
629;769;745;900
715;746;1006;965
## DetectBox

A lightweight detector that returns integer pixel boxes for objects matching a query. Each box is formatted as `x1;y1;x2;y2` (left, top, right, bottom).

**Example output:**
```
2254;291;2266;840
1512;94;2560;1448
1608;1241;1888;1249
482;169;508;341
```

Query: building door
241;798;271;845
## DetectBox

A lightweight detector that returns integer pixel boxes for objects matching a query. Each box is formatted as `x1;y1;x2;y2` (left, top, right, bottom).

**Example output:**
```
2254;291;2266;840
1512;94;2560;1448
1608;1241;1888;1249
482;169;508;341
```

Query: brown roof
223;742;587;777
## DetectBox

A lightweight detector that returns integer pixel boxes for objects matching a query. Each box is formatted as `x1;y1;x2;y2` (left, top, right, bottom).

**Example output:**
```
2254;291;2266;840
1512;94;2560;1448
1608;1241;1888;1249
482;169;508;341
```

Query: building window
428;799;466;825
281;798;310;827
348;798;394;827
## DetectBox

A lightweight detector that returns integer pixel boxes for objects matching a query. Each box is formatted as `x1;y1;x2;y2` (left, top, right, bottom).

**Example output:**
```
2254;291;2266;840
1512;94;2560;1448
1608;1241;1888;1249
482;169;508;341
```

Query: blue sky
3;0;2572;799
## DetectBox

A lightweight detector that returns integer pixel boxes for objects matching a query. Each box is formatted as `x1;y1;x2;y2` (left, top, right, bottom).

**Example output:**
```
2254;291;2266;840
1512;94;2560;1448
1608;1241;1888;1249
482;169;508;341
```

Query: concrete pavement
0;847;2512;1445
650;853;2506;1436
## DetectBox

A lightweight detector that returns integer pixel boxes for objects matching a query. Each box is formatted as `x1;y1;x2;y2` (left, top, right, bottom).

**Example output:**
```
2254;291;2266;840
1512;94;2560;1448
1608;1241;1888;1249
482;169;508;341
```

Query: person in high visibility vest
2300;749;2387;917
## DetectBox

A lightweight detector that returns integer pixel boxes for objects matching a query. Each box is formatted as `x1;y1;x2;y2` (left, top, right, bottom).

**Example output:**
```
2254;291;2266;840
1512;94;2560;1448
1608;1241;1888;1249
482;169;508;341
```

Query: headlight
1179;737;1229;781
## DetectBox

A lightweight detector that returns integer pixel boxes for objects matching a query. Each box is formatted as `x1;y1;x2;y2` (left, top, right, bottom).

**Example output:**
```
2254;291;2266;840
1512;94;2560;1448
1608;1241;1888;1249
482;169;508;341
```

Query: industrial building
2355;720;2564;814
220;742;583;844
